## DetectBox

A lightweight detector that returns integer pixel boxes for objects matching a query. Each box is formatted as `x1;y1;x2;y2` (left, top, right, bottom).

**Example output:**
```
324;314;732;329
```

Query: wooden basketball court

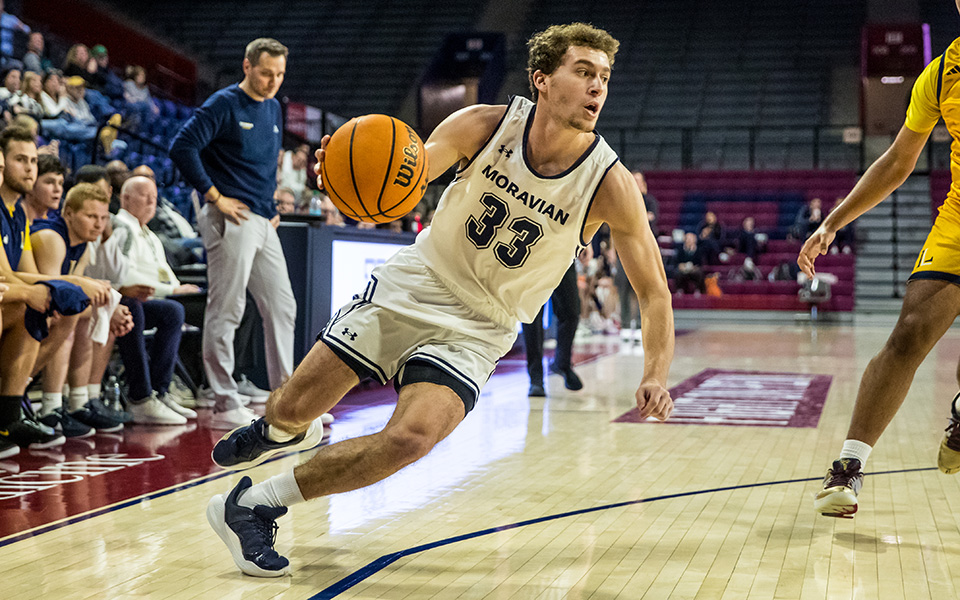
4;317;960;599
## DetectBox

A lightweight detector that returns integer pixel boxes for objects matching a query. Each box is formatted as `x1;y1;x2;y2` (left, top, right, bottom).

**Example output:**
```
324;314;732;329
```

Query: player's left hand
270;214;280;229
636;381;673;421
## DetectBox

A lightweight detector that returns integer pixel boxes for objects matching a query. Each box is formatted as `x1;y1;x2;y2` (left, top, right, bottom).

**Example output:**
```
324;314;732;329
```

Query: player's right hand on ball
636;381;673;421
314;135;331;189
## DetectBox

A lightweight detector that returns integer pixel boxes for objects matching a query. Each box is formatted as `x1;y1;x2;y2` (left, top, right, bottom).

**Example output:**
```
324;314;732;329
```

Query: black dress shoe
528;384;546;397
549;362;583;391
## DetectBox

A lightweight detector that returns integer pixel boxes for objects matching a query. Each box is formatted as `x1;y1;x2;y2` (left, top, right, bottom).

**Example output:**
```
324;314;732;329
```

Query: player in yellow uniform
799;22;960;517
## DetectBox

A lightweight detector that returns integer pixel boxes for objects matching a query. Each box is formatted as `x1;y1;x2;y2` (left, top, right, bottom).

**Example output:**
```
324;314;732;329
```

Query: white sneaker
129;393;188;425
210;405;257;430
159;392;198;420
320;413;334;425
237;375;270;404
197;386;252;408
169;376;197;408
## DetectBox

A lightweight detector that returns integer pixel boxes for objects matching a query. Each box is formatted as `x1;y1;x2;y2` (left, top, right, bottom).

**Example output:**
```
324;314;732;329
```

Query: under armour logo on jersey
341;327;357;341
498;144;513;158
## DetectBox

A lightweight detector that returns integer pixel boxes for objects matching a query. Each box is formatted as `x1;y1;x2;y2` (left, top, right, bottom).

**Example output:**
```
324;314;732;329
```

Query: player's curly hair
527;23;619;100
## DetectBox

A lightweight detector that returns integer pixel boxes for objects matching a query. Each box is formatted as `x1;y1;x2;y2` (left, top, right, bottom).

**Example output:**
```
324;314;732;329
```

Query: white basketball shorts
318;250;517;413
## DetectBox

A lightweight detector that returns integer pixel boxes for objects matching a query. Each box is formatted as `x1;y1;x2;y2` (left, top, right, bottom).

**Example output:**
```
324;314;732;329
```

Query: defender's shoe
938;392;960;474
549;362;584;391
206;476;290;577
212;416;325;471
814;458;863;518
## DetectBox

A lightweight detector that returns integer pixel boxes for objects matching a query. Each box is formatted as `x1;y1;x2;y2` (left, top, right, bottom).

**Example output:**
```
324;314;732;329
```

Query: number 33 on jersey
413;96;620;326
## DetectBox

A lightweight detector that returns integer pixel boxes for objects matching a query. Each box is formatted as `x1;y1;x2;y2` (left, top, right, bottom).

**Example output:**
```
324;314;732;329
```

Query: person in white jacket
104;176;200;424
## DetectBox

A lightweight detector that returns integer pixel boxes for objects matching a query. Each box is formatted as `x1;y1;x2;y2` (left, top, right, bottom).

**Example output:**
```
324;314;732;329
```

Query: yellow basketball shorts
910;198;960;283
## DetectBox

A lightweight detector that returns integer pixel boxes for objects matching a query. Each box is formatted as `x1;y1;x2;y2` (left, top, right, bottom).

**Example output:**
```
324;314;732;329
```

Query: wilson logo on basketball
393;126;420;187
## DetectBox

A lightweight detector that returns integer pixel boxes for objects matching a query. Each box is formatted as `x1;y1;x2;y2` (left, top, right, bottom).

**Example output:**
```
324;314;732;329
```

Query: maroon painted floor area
0;344;613;540
614;368;832;427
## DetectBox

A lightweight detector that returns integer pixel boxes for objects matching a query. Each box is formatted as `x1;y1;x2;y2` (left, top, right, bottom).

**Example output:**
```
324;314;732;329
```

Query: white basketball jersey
413;96;620;326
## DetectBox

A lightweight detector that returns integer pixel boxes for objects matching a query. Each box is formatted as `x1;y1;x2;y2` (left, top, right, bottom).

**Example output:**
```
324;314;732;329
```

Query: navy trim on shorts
908;270;960;286
396;358;477;414
319;334;386;383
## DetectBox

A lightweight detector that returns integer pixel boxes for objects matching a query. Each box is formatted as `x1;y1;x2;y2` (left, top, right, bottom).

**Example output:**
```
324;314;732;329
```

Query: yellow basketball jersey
908;38;960;280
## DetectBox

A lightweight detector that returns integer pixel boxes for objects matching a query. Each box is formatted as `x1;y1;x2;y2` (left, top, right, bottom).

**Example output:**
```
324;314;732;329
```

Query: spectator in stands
320;195;344;225
733;216;765;259
279;143;309;201
0;0;28;66
793;197;823;241
10;114;56;157
107;175;200;424
61;46;113;121
22;32;49;74
696;210;723;244
275;186;296;214
170;37;300;429
62;76;122;155
7;70;43;122
122;65;158;131
40;70;66;118
634;170;658;235
61;44;93;84
0;65;19;101
673;232;706;294
104;159;128;213
134;164;202;264
89;45;123;99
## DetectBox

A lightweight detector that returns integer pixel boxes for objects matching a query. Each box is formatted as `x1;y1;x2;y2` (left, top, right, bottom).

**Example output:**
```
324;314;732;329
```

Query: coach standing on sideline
170;38;296;429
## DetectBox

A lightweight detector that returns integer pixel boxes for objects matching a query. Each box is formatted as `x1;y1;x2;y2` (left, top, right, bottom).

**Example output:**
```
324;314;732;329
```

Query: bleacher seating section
104;0;488;119
55;95;198;222
647;170;858;312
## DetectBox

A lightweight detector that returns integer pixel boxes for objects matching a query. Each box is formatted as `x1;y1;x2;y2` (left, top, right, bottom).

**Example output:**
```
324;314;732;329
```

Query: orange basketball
321;114;429;223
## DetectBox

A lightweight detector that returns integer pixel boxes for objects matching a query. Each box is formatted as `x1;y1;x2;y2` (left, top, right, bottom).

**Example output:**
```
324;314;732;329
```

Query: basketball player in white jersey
206;23;675;577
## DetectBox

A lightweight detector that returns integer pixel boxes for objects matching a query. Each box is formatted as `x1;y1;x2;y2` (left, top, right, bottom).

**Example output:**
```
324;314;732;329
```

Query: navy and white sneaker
39;408;95;438
71;397;127;432
212;416;326;471
206;476;290;577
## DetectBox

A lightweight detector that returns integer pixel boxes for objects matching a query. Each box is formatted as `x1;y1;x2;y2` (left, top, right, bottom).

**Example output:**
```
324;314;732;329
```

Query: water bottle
104;376;122;412
309;191;323;216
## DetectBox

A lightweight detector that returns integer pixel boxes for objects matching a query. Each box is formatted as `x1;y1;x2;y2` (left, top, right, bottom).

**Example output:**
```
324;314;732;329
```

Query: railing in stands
609;125;953;174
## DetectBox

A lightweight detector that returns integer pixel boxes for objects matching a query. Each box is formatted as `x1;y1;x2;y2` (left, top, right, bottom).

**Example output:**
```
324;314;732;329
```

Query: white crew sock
238;470;306;509
88;383;102;399
40;392;63;416
69;388;90;412
839;439;872;469
267;423;297;442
